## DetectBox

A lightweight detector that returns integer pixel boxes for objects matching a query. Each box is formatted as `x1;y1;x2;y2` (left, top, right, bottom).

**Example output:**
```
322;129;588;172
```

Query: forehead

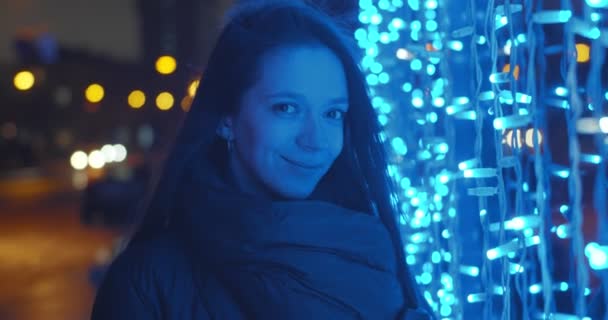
252;46;348;101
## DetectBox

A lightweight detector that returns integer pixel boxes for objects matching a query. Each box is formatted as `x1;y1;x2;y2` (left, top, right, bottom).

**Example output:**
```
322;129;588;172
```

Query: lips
282;156;324;169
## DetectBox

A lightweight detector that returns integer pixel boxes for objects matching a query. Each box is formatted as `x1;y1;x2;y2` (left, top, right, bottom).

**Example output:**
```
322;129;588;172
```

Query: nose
296;113;328;151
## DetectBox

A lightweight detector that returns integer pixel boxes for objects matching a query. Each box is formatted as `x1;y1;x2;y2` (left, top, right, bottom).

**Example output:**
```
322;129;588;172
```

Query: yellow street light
14;70;35;91
85;83;105;103
128;90;146;109
155;55;177;75
156;92;174;110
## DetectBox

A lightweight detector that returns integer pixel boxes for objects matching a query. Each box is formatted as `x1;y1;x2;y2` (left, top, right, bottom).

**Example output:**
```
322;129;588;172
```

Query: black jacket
92;168;433;319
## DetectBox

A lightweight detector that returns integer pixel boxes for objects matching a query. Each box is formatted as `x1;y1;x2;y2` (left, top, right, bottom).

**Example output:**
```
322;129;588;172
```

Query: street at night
0;174;119;320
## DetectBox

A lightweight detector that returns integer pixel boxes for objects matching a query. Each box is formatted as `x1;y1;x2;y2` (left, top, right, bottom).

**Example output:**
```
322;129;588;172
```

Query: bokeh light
70;151;89;170
113;144;127;162
85;83;105;103
100;144;117;162
575;43;590;63
155;55;177;75
13;70;35;91
156;92;174;110
128;90;146;109
87;150;106;169
188;79;200;97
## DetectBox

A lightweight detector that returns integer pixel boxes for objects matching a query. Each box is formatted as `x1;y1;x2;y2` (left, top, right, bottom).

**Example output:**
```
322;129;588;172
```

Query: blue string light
358;0;607;318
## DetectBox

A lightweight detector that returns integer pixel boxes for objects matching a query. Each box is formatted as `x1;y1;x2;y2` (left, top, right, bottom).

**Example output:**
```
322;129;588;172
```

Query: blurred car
80;164;150;227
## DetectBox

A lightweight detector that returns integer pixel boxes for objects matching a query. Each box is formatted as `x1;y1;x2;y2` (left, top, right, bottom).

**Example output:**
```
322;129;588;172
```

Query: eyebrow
263;92;349;105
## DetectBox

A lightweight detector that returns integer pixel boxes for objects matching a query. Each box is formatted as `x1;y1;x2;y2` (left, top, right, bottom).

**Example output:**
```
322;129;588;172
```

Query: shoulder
92;231;199;319
103;231;192;292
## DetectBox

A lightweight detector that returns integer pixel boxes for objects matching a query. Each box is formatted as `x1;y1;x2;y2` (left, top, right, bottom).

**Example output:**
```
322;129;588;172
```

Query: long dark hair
130;0;424;312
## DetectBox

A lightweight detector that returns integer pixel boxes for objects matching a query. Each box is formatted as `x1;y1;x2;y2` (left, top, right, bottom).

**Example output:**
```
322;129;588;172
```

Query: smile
281;156;324;169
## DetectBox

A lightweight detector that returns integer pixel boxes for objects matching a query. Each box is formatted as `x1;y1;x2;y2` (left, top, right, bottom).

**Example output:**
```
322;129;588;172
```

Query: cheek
329;128;344;158
238;119;284;162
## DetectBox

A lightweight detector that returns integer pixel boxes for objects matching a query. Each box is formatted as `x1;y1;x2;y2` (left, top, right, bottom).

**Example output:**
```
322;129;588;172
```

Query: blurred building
0;0;234;173
137;0;234;69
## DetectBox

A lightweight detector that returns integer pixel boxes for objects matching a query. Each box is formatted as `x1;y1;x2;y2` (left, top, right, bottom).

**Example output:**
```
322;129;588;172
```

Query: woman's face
223;45;349;199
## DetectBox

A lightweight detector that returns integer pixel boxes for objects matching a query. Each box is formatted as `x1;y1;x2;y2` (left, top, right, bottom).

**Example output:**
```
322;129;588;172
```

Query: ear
216;116;234;140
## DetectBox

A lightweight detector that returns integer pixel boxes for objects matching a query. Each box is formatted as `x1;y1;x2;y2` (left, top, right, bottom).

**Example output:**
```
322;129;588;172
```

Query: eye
327;109;347;120
273;103;298;114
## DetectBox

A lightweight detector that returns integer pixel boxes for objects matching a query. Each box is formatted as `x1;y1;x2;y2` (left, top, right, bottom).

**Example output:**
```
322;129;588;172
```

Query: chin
274;184;315;200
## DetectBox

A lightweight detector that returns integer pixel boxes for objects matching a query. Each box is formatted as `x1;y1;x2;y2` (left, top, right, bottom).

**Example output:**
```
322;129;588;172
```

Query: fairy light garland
357;0;608;318
357;0;459;317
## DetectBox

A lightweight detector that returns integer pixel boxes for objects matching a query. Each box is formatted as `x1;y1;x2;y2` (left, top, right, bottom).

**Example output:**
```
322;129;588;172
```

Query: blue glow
370;13;383;25
589;27;601;39
428;112;438;123
377;114;388;126
426;64;436;75
380;103;392;114
555;86;568;97
372;96;384;108
391;137;408;155
408;0;420;11
440;305;452;317
379;32;391;44
529;284;542;294
389;32;399;42
437;143;449;153
441;230;450;239
378;72;390;84
554;170;570;179
412;97;424;108
402;82;413;92
366;46;378;57
586;0;608;9
411;59;423;71
496;16;508;29
425;10;437;20
358;12;370;24
581;154;602;164
432;251;441;263
448;41;464;51
605;92;608;101
477;36;487;45
455;97;470;105
556;225;570;239
400;177;411;189
517;33;527;43
426;20;438;32
410;31;420;41
411;20;422;31
391;18;405;29
359;0;373;9
426;0;438;9
366;74;379;86
585;242;608;270
560;205;569;214
354;28;367;41
433;97;445;107
590;13;601;22
392;0;404;7
420;272;432;284
371;63;383;74
378;0;390;9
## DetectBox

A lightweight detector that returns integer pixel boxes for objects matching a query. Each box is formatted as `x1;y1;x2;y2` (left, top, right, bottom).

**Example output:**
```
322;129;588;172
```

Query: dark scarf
170;161;413;319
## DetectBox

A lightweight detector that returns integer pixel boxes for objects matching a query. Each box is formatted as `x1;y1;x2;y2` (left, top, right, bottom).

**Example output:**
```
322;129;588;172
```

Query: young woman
91;1;433;319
